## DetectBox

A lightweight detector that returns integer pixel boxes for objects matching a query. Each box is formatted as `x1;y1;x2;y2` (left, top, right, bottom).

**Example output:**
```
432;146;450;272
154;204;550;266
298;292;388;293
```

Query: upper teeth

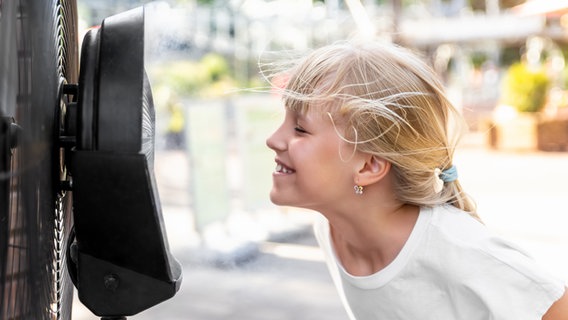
276;163;293;173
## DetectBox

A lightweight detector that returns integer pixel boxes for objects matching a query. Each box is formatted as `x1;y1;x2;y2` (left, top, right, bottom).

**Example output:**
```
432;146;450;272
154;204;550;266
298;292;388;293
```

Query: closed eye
294;126;308;134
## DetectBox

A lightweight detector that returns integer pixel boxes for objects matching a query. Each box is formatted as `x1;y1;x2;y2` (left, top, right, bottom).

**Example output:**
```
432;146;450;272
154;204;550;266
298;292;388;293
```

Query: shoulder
427;206;544;267
428;205;483;233
420;206;566;318
425;205;545;277
427;205;510;251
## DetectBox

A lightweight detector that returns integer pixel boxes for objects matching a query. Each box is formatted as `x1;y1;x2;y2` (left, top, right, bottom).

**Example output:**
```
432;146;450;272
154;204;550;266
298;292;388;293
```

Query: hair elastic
439;165;458;182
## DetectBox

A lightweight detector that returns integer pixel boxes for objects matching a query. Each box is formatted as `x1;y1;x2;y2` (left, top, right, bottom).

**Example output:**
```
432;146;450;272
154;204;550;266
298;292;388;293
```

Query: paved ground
72;133;568;320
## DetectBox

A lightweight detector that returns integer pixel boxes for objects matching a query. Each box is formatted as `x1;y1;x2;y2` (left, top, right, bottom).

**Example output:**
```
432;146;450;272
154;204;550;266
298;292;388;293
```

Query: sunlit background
73;0;568;319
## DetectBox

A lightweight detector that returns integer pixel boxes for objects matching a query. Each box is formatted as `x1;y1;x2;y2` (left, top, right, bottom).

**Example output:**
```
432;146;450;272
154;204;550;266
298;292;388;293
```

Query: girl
265;41;568;319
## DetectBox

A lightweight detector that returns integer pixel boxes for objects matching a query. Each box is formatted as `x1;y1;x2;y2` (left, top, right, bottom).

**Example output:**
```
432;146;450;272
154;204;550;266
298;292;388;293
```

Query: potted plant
490;62;550;151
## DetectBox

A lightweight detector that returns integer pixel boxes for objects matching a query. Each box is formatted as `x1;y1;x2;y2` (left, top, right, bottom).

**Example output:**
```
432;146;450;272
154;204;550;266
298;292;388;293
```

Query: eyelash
294;126;308;134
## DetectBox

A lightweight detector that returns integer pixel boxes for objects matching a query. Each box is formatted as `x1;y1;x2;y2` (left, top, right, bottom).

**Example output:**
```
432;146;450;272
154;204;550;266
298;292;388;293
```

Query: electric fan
1;0;78;319
61;6;182;318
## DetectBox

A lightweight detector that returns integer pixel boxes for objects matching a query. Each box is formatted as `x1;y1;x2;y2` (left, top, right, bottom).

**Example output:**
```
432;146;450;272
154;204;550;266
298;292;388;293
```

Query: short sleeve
460;238;566;319
427;215;567;319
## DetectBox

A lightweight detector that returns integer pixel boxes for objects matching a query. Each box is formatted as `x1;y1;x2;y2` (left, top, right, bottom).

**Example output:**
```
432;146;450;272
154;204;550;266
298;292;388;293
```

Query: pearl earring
354;185;364;195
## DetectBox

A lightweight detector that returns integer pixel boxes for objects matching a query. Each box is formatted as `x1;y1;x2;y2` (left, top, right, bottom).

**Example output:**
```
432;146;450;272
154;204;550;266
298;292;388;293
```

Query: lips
274;161;295;174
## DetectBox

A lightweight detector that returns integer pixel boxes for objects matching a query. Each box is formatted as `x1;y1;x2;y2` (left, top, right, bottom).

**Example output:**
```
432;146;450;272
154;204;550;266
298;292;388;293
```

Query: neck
325;201;419;276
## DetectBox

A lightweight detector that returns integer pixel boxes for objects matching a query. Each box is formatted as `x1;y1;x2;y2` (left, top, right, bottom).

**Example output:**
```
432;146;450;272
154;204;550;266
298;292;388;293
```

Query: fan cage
0;0;77;319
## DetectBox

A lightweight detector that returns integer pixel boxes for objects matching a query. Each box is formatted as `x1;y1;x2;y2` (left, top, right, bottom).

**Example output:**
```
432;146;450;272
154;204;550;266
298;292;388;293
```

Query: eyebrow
286;107;304;120
295;111;306;120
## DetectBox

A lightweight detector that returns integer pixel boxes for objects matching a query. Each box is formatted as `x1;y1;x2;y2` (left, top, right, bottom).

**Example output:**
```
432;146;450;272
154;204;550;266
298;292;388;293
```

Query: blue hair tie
439;165;458;182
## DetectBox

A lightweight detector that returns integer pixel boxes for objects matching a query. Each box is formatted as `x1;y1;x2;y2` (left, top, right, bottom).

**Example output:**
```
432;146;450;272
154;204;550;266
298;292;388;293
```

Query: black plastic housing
69;6;182;317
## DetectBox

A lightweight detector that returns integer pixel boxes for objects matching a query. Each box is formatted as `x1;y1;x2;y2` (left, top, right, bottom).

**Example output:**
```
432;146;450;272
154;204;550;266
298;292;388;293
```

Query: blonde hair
268;40;476;214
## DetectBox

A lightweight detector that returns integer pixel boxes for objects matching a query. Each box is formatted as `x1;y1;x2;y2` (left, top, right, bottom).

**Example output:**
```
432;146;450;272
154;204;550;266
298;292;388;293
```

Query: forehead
285;101;333;122
289;101;352;131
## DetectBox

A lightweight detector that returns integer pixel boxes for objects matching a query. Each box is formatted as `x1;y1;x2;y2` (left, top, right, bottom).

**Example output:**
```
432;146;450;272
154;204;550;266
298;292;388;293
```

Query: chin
269;190;291;206
269;194;285;206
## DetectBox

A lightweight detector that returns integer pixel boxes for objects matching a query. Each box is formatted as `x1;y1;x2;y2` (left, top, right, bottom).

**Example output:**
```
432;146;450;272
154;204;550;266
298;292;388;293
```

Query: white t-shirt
314;205;566;320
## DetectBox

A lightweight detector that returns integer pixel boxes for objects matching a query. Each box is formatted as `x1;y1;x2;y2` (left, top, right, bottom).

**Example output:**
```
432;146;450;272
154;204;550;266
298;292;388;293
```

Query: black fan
62;6;182;318
1;0;78;319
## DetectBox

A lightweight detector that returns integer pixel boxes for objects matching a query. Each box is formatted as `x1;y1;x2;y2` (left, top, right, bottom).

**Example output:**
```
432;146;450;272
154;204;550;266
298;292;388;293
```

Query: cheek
293;141;337;169
299;147;353;185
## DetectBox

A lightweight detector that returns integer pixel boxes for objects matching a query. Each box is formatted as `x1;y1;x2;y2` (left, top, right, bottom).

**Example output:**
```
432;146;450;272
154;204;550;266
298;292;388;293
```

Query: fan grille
142;73;156;168
0;0;77;319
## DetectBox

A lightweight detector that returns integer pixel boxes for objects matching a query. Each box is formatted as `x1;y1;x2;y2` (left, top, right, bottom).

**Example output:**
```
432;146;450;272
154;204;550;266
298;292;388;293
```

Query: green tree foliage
500;63;551;113
470;52;487;69
150;53;234;97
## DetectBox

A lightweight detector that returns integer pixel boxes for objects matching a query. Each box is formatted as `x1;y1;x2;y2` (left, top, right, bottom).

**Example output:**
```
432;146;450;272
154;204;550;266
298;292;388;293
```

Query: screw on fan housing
103;274;120;292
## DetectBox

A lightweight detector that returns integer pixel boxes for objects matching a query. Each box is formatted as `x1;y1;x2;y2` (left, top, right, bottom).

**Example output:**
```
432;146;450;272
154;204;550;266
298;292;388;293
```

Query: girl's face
266;106;357;211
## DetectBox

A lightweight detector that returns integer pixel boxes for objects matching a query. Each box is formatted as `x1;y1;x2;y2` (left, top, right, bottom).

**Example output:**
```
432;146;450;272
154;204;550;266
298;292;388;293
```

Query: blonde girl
265;41;568;319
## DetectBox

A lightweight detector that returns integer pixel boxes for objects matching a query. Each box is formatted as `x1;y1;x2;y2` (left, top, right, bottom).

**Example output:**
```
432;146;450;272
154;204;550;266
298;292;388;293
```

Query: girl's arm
543;288;568;320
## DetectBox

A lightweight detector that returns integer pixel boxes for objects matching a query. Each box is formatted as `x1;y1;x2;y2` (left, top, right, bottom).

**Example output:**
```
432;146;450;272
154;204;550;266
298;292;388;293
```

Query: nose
266;125;286;152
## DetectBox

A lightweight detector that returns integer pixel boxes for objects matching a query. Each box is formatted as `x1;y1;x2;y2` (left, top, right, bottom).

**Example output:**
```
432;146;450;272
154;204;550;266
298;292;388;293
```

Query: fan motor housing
68;6;182;317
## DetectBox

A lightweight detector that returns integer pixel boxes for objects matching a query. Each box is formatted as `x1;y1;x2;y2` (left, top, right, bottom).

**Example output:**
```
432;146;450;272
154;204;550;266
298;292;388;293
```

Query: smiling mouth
275;163;295;174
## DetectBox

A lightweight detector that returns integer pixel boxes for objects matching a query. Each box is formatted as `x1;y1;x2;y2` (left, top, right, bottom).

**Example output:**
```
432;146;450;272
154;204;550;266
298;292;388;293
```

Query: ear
354;155;391;186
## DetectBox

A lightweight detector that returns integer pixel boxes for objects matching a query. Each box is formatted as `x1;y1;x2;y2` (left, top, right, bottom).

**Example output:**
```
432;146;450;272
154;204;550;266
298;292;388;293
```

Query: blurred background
72;0;568;319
